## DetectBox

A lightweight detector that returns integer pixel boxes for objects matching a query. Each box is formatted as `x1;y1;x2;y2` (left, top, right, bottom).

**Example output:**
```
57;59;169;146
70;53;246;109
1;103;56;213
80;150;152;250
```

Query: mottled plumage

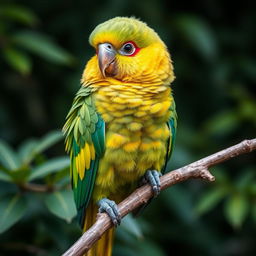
63;17;177;256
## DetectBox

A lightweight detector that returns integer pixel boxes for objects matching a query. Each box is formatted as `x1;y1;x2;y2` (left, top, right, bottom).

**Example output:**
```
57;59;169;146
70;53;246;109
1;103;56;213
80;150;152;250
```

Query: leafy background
0;0;255;255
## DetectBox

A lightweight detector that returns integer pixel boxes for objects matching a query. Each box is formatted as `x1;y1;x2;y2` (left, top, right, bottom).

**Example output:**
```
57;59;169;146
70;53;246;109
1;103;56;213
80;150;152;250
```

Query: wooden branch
19;183;55;193
63;139;256;256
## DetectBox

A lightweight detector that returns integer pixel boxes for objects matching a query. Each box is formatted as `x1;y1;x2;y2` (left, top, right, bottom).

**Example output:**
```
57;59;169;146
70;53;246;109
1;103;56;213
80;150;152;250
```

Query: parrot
63;17;177;256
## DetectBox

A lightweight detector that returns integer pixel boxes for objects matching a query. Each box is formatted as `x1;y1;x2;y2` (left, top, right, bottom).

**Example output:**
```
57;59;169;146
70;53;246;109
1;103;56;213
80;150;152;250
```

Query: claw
97;198;121;226
144;170;162;197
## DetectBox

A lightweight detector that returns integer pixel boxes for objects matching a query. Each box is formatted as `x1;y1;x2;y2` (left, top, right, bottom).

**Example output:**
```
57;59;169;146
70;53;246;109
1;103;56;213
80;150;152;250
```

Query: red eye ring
119;41;140;57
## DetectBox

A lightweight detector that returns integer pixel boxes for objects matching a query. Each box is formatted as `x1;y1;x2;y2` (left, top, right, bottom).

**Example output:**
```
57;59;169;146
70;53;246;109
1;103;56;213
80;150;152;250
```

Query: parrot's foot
97;198;121;226
142;170;162;197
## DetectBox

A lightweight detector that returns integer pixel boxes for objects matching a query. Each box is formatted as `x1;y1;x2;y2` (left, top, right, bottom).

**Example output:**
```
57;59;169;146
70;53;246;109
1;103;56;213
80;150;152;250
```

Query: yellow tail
83;202;114;256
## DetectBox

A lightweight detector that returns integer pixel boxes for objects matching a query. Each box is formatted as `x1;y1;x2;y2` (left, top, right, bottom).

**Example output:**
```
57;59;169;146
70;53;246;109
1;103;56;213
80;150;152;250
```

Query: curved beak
97;43;117;77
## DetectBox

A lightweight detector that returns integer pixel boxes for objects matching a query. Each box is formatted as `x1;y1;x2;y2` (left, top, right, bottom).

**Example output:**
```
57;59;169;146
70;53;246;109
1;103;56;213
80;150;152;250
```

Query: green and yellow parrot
63;17;177;256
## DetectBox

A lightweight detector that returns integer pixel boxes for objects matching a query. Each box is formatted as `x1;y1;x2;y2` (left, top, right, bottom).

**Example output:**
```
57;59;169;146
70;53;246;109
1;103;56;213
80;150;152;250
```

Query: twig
19;183;55;193
62;138;256;256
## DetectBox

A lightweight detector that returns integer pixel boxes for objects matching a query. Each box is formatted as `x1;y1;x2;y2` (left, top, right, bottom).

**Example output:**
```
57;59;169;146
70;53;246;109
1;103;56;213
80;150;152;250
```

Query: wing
162;99;177;174
63;86;105;227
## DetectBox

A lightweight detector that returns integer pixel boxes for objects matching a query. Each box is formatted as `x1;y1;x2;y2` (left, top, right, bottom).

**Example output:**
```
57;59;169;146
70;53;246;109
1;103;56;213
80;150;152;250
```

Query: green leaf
33;130;63;155
12;31;74;65
28;156;70;181
8;169;30;183
18;138;38;165
44;190;77;222
236;170;255;190
174;15;217;59
212;167;230;184
0;139;21;170
18;131;63;166
204;110;240;136
50;168;69;186
137;240;165;256
250;183;256;195
0;195;27;233
239;98;256;121
224;193;249;229
0;170;12;182
121;215;143;239
0;5;38;26
252;203;256;224
3;48;32;75
195;187;227;215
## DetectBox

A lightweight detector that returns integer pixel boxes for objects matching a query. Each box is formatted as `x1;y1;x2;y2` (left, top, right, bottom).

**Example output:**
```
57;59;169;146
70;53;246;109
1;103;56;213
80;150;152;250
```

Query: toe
146;170;156;186
152;185;160;197
109;200;121;225
105;206;118;226
145;170;162;197
97;198;121;226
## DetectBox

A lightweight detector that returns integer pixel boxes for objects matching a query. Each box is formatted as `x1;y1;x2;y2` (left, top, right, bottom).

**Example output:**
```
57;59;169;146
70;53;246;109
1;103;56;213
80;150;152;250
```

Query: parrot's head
83;17;174;85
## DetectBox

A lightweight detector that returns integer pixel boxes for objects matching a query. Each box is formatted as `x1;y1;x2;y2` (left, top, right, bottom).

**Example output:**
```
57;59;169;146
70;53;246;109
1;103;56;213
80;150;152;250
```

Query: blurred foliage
0;0;255;255
0;4;74;75
0;131;74;233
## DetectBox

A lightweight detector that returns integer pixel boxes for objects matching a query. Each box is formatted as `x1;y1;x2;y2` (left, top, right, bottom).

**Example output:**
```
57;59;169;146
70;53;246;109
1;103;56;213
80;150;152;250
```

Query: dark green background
0;0;255;255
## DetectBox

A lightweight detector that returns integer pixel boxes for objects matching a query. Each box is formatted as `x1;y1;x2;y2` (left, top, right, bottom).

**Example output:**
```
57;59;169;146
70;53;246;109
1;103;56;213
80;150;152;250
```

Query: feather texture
63;86;105;226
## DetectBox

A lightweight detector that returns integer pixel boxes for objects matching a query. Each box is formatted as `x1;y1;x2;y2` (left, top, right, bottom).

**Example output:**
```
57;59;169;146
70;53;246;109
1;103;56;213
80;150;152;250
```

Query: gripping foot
97;198;121;226
142;170;162;197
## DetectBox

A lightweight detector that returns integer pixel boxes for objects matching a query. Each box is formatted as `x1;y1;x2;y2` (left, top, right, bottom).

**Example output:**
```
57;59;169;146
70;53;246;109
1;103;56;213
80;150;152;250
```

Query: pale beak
98;43;117;77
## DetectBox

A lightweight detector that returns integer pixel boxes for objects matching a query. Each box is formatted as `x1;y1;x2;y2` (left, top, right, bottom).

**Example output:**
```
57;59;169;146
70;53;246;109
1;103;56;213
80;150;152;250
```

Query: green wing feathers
163;99;177;174
63;86;105;226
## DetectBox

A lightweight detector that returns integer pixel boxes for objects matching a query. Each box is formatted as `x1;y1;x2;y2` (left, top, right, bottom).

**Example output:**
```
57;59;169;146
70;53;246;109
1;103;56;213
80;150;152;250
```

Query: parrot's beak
97;43;117;77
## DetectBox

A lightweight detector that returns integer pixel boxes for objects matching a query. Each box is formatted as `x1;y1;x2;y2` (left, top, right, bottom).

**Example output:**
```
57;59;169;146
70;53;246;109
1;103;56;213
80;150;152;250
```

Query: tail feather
84;202;114;256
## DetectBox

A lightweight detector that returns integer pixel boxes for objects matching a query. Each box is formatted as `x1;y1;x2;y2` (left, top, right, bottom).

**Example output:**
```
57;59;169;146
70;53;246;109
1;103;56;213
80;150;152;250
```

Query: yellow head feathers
89;17;161;49
83;17;174;85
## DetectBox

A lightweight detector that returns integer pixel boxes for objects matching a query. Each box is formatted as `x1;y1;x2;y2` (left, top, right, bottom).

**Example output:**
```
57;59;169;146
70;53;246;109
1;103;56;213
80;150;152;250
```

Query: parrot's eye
119;42;136;56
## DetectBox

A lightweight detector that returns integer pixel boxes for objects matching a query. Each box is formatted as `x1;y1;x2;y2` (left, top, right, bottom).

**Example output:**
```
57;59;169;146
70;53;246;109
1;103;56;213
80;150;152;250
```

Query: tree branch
62;139;256;256
19;183;55;193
